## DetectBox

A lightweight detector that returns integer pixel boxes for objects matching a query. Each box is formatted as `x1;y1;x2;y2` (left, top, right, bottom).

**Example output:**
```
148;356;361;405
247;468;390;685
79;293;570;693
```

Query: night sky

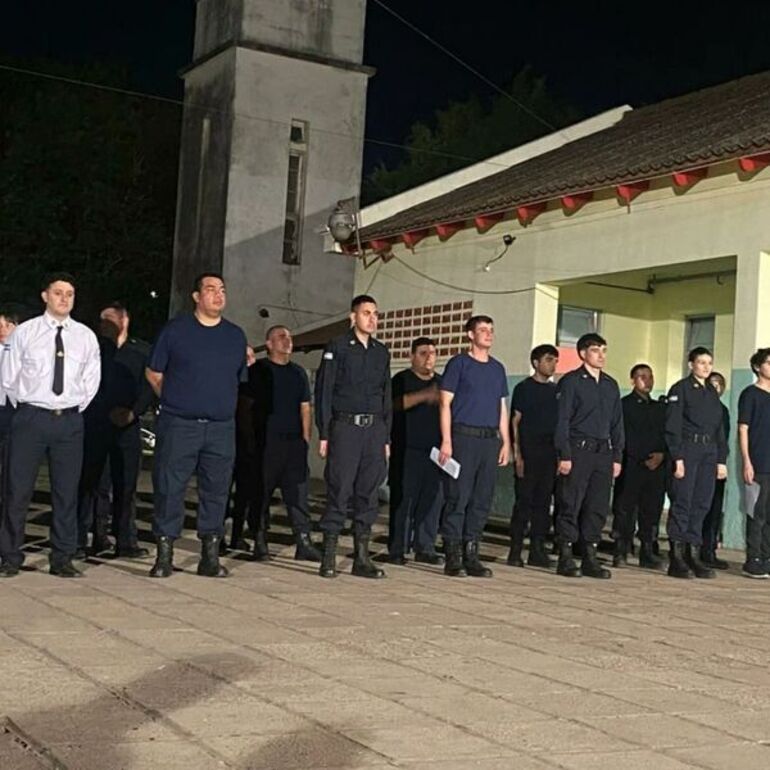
4;0;770;171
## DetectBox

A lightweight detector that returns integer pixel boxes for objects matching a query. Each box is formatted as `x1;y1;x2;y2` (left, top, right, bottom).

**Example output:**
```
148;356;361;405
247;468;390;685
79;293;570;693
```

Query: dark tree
363;68;580;204
0;59;181;340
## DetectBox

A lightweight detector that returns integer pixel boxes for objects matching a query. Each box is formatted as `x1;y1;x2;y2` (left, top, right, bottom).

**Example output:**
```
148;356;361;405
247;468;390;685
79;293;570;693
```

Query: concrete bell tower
170;0;371;340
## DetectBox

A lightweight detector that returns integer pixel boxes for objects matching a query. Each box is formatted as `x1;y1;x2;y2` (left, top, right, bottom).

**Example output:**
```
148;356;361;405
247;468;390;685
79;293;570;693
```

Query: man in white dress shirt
0;274;101;577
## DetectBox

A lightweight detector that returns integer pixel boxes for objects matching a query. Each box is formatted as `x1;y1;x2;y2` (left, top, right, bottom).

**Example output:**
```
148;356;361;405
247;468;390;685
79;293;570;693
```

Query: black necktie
52;326;64;396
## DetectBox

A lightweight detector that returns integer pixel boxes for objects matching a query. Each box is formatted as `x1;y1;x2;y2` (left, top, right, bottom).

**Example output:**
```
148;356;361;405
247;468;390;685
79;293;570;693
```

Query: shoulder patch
555;392;561;400
323;351;334;360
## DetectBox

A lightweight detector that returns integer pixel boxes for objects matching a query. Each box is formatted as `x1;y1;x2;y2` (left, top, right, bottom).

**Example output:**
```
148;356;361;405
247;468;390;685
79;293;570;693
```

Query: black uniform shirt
555;365;624;462
391;369;441;451
112;337;155;418
314;328;392;440
512;377;557;447
621;392;666;464
665;375;727;463
246;358;311;437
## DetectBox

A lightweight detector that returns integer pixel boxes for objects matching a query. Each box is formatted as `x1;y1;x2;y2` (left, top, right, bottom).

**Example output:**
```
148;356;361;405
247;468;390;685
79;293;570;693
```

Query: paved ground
3;482;770;769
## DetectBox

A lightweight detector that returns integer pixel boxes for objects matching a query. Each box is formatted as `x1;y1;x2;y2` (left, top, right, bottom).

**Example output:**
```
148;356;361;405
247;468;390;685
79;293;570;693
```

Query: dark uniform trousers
0;405;84;568
256;434;312;535
321;418;388;536
231;442;259;537
611;461;666;545
667;440;717;546
702;478;725;553
557;443;613;545
152;412;235;539
511;440;556;542
389;447;442;555
0;406;12;526
747;473;770;561
78;422;143;549
441;430;499;542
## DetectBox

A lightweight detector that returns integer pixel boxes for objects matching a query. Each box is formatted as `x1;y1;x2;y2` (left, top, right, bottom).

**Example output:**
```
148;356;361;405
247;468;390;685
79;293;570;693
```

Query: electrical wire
0;61;512;169
371;0;568;138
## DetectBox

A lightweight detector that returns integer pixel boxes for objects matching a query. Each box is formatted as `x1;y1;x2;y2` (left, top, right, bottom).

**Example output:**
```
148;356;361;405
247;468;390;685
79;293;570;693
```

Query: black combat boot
319;533;338;578
444;541;467;577
557;541;581;578
700;547;729;570
638;540;665;570
685;544;715;579
149;536;174;578
197;535;229;577
463;539;493;578
251;528;272;562
351;532;385;578
295;532;322;562
506;538;524;567
667;541;692;579
527;537;554;569
414;550;444;565
582;542;611;579
612;538;628;568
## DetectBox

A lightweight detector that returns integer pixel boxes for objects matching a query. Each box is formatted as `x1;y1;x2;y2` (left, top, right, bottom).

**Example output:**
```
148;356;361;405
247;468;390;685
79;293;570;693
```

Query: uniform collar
347;327;374;348
43;311;71;329
579;364;604;382
687;374;707;390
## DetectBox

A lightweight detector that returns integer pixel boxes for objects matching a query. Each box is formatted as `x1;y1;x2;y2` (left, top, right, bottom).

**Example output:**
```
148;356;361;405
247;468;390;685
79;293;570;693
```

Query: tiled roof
359;71;770;243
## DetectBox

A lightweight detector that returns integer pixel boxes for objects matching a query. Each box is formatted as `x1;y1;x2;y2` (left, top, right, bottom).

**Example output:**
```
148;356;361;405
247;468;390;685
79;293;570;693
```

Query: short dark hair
750;347;770;374
530;344;558;366
688;346;712;363
709;371;726;388
101;300;128;315
192;272;225;293
411;336;436;353
630;362;652;378
351;294;376;311
0;309;20;325
465;314;493;332
576;332;606;352
265;324;289;340
42;272;76;291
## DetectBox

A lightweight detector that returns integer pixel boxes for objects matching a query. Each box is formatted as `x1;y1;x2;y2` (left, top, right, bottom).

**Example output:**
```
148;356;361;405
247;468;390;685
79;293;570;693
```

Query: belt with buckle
19;403;79;417
453;424;499;439
571;437;612;453
334;412;378;428
684;432;713;444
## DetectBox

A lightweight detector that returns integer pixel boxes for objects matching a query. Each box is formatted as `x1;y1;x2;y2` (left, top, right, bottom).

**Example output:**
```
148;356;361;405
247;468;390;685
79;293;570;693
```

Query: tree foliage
363;68;580;204
0;59;180;340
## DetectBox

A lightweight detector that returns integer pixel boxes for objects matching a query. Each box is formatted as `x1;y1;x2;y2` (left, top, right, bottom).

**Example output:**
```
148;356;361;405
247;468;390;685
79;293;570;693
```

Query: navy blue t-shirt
512;377;557;445
738;384;770;473
245;358;311;436
441;353;508;428
148;314;247;421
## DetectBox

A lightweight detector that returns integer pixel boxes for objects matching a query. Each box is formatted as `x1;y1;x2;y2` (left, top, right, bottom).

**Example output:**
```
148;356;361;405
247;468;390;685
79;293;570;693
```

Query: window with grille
557;305;600;346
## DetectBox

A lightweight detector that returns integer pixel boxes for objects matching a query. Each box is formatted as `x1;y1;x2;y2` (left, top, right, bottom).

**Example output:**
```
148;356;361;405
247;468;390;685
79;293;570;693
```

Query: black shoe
251;530;272;562
685;544;715;579
463;539;493;578
527;538;554;569
73;547;88;560
668;542;693;579
50;561;83;578
444;541;467;577
115;545;150;559
0;563;20;578
742;558;770;579
319;533;338;578
387;553;407;565
506;541;524;567
612;539;628;568
582;543;611;579
557;542;581;578
229;537;250;552
219;538;228;556
90;537;112;555
701;547;729;570
295;532;322;562
197;534;229;577
638;541;665;570
149;536;174;578
351;532;385;578
414;551;444;565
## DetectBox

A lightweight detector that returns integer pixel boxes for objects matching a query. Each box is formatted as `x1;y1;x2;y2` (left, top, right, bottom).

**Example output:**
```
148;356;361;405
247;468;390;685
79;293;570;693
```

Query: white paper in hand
430;447;461;479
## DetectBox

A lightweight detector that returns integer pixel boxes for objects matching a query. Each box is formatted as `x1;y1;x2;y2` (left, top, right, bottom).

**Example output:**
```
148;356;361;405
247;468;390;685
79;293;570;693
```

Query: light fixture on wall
482;234;515;272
